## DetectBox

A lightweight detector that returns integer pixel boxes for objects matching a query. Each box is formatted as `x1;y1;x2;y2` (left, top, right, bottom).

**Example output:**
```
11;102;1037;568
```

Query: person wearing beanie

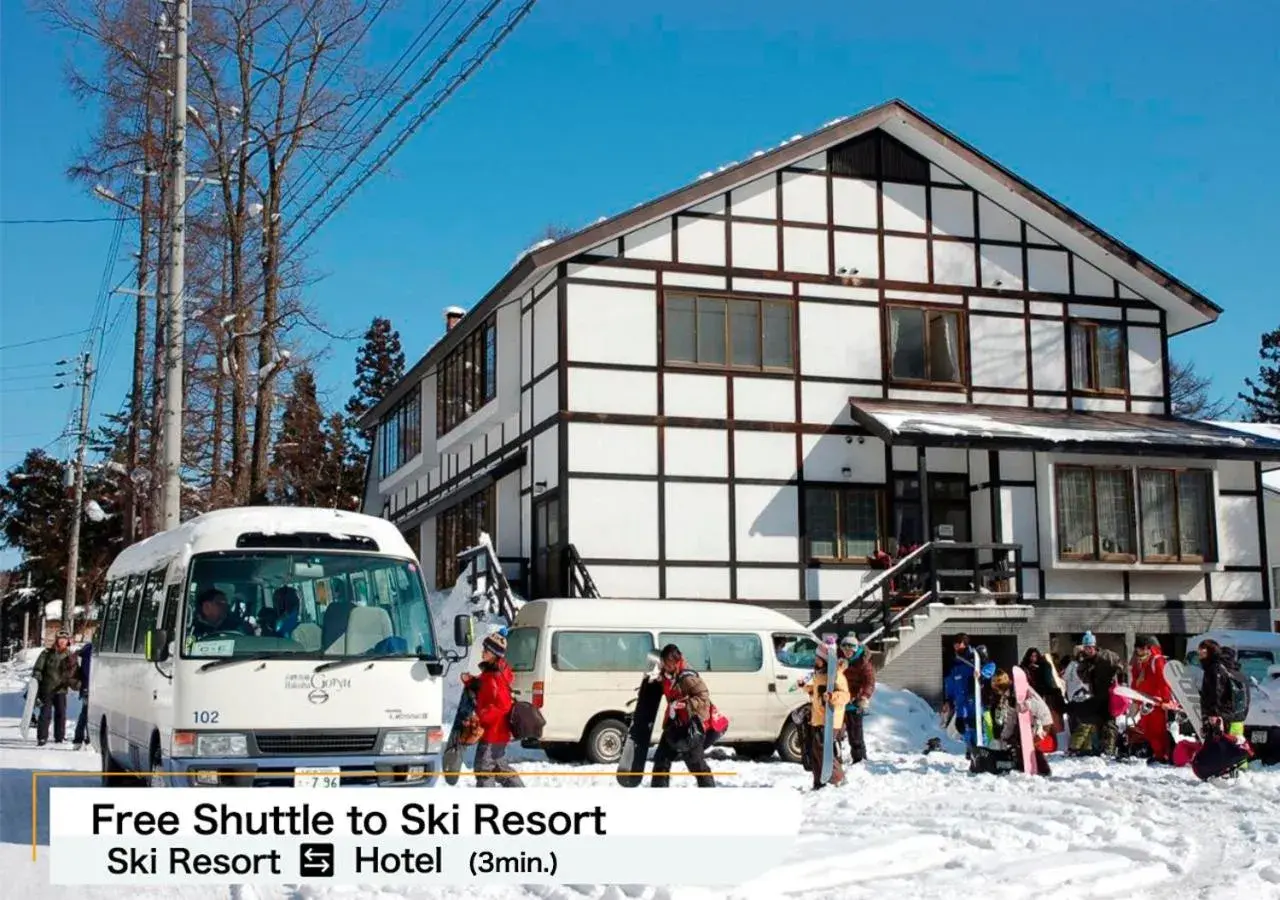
650;644;717;788
1067;630;1125;757
801;642;851;789
838;635;876;765
33;630;80;746
991;669;1053;775
460;629;523;787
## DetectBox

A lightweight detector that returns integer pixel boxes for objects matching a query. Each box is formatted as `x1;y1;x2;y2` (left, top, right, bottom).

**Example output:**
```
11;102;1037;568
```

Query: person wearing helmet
838;635;876;765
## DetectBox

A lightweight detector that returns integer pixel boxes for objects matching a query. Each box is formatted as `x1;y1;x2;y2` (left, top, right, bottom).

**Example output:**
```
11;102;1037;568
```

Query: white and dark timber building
359;99;1280;699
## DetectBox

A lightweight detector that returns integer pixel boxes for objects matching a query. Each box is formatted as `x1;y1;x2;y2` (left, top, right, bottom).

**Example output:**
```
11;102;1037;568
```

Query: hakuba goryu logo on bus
284;673;353;704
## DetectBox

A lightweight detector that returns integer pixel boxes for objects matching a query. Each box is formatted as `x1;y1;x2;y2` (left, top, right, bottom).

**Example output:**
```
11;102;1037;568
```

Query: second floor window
664;294;793;370
888;306;963;385
1056;465;1135;561
438;317;497;436
378;389;422;479
1070;321;1125;393
1138;469;1214;562
805;487;882;561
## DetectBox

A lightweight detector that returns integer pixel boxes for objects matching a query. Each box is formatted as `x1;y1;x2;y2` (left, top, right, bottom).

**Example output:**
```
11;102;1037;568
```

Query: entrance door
532;494;564;599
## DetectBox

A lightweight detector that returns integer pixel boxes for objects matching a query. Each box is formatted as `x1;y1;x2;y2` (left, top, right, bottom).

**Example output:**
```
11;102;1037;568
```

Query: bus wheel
99;724;130;787
146;740;166;788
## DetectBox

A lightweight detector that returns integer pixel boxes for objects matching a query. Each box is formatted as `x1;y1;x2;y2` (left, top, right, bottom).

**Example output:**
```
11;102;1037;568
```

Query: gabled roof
361;99;1222;429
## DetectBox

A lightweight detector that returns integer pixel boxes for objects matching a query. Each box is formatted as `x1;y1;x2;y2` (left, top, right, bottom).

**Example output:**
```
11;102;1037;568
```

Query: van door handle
768;684;777;693
775;675;789;680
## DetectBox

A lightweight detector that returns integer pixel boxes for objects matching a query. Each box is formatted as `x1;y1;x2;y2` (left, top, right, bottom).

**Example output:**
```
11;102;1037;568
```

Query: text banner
49;787;802;886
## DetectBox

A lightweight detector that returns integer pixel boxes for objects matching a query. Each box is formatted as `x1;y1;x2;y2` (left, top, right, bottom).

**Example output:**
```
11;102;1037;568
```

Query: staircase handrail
809;541;934;631
859;590;935;646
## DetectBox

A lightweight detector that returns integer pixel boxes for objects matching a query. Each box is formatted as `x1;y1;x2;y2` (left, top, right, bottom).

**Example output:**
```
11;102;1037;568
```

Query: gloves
855;697;870;712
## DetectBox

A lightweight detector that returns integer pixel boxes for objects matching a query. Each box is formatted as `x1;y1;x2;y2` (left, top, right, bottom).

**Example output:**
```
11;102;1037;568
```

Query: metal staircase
810;541;1032;667
457;540;521;624
565;543;600;598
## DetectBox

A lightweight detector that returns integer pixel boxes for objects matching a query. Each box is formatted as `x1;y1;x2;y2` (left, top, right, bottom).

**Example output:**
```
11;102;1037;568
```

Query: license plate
1252;731;1268;744
294;767;341;788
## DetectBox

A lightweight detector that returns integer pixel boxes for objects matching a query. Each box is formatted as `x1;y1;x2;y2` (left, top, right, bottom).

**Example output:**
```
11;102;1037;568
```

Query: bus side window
162;584;180;635
99;579;124;652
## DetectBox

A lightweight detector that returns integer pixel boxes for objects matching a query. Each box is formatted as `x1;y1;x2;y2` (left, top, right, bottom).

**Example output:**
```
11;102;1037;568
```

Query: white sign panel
48;788;802;886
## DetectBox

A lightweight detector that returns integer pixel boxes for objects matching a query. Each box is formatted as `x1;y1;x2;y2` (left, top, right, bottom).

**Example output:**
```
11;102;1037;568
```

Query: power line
0;330;94;352
286;0;539;254
0;216;136;225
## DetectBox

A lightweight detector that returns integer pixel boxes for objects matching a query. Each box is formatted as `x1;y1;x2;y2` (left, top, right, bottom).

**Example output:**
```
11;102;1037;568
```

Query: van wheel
777;720;804;764
542;742;582;764
734;742;777;761
585;718;626;765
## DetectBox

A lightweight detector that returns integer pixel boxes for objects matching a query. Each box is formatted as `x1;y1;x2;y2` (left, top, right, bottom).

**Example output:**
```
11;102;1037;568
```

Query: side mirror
425;660;444;677
453;615;474;648
145;629;170;663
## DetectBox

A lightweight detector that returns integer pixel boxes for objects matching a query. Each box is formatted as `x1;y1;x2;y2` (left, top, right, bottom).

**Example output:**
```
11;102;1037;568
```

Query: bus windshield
181;551;436;660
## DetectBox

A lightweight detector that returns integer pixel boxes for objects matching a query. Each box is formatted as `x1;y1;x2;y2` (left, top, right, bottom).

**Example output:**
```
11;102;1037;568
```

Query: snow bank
864;684;964;755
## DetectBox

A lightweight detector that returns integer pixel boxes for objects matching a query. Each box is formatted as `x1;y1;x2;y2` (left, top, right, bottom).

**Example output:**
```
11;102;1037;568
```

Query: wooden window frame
1137;467;1217;564
885;303;967;389
662;292;795;373
1069;320;1127;396
1054;464;1137;563
437;317;498;437
435;484;496;589
378;388;423;479
803;485;886;564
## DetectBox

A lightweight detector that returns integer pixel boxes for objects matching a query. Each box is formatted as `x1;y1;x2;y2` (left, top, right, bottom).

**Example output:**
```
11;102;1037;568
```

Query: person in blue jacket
72;640;92;749
943;633;979;742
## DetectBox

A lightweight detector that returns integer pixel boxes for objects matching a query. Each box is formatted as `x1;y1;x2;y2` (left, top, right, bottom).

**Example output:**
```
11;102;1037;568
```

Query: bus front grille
253;731;379;755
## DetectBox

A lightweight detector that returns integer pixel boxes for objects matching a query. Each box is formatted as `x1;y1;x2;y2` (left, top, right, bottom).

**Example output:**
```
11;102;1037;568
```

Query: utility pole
160;0;188;530
63;353;94;630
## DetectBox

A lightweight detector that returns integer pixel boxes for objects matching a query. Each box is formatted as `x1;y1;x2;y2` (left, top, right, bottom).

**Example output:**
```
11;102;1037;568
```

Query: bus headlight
382;729;429;755
172;731;249;758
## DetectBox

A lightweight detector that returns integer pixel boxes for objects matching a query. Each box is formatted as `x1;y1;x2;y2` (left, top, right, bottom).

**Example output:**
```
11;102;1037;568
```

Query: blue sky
2;0;1278;558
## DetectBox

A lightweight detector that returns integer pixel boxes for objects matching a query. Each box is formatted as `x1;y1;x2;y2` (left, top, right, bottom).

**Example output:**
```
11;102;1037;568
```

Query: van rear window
551;631;655;671
659;632;763;673
505;627;539;672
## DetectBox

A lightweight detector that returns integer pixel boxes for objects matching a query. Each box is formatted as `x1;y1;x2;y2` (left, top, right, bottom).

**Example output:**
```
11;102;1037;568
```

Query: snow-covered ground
3;655;1279;899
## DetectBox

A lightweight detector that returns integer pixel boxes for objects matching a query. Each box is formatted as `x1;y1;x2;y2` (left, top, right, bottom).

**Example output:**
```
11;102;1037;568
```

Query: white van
497;598;823;765
1184;629;1280;763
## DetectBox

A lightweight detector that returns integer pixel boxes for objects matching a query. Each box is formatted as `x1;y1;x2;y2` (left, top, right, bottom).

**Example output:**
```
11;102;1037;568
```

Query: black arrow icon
299;843;335;877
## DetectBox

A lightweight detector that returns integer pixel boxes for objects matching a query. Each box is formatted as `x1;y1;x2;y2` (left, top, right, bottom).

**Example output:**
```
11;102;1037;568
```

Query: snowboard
1012;666;1036;775
1164;660;1205;740
442;681;479;786
820;635;838;782
972;648;985;748
1114;685;1161;716
19;677;38;740
617;653;664;788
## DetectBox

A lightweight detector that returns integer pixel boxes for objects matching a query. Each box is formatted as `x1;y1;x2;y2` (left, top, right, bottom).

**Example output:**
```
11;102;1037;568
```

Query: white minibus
90;507;448;787
494;598;822;765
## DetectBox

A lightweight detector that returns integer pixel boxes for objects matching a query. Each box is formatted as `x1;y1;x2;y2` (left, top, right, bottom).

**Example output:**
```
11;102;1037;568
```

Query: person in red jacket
1129;635;1175;764
461;631;524;787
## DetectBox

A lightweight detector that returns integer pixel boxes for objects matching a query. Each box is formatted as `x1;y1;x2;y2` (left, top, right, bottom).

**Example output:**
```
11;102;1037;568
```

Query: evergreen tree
322;412;364;511
271;367;328;505
344;317;405;483
0;448;125;619
1238;327;1280;423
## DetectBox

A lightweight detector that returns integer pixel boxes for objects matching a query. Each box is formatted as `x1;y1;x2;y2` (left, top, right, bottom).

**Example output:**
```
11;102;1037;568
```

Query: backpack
1224;666;1250;723
508;700;546;740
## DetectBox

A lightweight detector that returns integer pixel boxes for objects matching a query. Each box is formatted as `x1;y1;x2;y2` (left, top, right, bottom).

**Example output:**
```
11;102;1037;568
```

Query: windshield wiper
198;652;277;673
313;650;428;674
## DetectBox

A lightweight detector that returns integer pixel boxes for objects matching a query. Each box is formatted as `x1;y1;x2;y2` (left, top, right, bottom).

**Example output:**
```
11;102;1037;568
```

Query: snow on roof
512;238;556;267
107;507;414;578
1207;422;1280;490
849;400;1280;458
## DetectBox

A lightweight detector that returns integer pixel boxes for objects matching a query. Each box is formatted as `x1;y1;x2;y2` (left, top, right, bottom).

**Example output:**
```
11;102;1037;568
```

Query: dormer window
1070;321;1125;394
437;316;497;436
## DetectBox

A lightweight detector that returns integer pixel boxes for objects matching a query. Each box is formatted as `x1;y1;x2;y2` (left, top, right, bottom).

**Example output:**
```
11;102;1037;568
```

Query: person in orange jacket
1129;635;1175;764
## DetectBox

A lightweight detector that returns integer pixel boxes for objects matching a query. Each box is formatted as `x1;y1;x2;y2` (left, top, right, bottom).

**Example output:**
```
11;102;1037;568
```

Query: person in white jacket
992;670;1053;776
